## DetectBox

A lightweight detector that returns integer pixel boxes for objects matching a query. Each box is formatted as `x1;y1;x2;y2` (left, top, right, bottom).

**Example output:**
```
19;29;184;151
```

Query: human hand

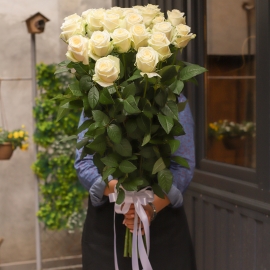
103;179;118;196
123;204;153;235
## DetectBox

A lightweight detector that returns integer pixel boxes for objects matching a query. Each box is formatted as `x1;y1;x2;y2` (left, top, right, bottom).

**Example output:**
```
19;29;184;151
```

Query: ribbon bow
109;186;154;270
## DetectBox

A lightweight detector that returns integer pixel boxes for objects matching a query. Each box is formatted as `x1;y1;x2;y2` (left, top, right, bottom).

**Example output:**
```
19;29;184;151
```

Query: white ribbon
109;186;154;270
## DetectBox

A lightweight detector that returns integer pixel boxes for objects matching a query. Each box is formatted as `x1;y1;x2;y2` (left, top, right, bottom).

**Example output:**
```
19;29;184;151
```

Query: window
187;0;270;203
205;0;256;169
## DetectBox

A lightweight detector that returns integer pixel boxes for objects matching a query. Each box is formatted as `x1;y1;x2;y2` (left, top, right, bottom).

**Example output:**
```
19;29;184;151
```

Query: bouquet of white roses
57;4;206;269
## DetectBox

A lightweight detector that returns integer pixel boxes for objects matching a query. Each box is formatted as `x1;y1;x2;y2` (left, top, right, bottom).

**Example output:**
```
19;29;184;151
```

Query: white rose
60;14;85;42
151;15;165;26
93;55;120;87
132;5;144;13
130;24;149;51
152;22;173;41
125;12;144;30
140;7;161;26
136;47;159;74
89;31;113;61
145;4;160;11
148;32;172;61
103;12;120;33
110;7;124;17
122;8;140;17
82;9;105;35
167;9;186;26
111;28;132;53
173;24;196;49
66;35;89;65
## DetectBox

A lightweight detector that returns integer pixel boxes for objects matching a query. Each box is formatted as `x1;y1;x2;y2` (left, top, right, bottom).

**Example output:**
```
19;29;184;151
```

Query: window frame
186;0;270;210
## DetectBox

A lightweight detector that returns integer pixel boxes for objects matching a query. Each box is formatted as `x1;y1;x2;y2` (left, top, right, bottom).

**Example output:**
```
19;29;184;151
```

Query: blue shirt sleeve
74;113;112;206
166;94;195;208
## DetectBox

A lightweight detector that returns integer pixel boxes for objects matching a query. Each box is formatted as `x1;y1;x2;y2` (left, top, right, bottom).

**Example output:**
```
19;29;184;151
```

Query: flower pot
222;136;246;150
0;142;14;160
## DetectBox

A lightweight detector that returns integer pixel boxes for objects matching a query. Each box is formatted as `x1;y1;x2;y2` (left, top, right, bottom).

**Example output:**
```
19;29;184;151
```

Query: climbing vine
32;63;88;231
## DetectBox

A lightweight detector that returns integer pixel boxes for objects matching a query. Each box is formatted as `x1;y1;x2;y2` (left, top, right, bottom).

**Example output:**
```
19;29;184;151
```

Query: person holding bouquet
75;93;197;270
58;4;205;270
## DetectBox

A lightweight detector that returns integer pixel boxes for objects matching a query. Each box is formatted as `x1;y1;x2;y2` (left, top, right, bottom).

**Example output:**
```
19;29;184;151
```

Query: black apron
81;197;197;270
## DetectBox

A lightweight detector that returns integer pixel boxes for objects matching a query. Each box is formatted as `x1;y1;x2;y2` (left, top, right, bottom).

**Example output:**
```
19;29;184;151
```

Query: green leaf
100;88;115;105
114;139;132;157
107;86;116;95
88;86;99;109
100;155;119;168
158;169;173;193
80;75;93;92
69;81;82;96
119;160;137;173
152;157;166;174
93;153;105;172
54;67;69;75
136;114;150;133
140;146;156;158
61;99;83;109
107;124;122;144
58;59;71;66
161;101;179;120
177;100;187;112
83;97;91;112
167;139;180;154
60;135;77;142
102;167;116;181
152;183;165;199
116;188;125;204
51;94;72;100
126;70;142;82
123;95;141;114
76;137;90;150
154;89;168;107
142;102;153;118
125;119;137;134
159;65;177;82
122;178;144;191
87;135;106;155
121;83;136;99
142;133;151;146
77;119;93;134
119;60;125;79
157;114;174;134
92;110;110;125
71;62;89;75
180;64;207;81
171;120;185;136
169;80;184;95
56;107;69;122
171;156;190;169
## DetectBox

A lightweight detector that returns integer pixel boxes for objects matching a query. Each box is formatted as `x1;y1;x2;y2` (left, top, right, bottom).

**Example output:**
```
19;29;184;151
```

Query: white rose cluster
60;5;195;86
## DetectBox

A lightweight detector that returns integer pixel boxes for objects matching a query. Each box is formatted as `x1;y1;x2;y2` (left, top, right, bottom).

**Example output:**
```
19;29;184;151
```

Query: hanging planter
0;142;14;160
222;136;247;150
0;126;29;160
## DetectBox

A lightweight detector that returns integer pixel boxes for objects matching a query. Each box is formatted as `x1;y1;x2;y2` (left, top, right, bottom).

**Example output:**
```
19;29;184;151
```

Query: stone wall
0;0;111;266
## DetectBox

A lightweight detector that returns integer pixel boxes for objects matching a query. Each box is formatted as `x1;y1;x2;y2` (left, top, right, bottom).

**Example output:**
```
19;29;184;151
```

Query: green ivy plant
32;63;88;231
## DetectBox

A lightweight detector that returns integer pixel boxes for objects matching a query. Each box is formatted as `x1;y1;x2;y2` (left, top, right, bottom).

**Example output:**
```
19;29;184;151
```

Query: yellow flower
19;131;24;138
13;132;19;139
8;133;13;139
218;135;224;140
21;124;25;129
20;144;29;151
209;123;218;131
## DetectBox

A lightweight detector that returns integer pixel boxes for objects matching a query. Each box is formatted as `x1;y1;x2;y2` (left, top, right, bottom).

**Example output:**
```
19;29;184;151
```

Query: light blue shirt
74;94;195;208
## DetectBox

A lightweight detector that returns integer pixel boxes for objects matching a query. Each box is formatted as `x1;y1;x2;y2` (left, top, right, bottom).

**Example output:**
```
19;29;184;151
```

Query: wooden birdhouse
25;12;50;34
